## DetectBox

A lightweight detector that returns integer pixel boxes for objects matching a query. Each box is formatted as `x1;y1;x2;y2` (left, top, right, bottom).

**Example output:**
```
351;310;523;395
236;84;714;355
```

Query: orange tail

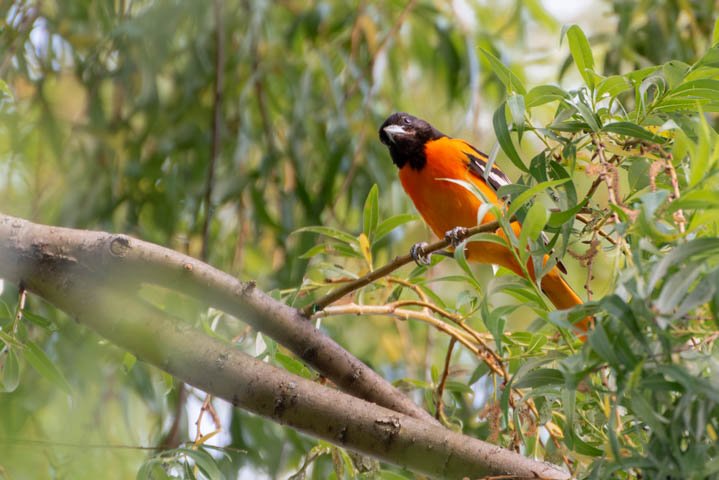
539;268;592;335
465;230;591;337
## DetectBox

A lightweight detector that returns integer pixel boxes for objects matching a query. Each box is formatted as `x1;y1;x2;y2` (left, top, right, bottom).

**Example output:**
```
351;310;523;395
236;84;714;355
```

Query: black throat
388;140;430;170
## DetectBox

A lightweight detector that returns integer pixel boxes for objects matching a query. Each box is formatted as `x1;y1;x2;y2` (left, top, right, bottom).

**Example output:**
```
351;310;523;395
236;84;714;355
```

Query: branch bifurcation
0;213;569;480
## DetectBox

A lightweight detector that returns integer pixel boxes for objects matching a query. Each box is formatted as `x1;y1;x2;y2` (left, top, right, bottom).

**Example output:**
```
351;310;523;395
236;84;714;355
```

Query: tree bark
0;213;569;479
0;213;434;425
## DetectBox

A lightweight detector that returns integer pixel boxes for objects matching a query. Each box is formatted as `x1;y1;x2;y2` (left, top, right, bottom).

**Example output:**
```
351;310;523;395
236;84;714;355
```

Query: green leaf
518;202;548;264
547;200;586;228
292;226;358;246
562;388;576;448
507;93;526;142
666;79;719;101
596;75;631;98
649;238;719;291
588;323;618;366
654;262;702;316
468;362;490;385
482;298;506;354
299;243;327;259
525;85;570;108
713;16;719;45
0;348;20;392
572;99;600;132
373;214;420;245
363;184;379;240
654;98;713;112
630;394;669;441
514;368;564;389
444;380;473;394
493;102;528;172
21;310;55;331
694;45;719;69
565;25;595;88
454;239;478;285
624;66;661;84
136;457;167;480
675;271;716;318
176;448;223;480
24;340;72;395
602;122;668;144
525;334;547;354
507;178;569;218
275;352;313;379
479;48;527;95
663;60;691;89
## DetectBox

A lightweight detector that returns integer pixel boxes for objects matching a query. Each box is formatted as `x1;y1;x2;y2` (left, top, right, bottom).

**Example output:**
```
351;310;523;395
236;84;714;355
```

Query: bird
378;112;589;331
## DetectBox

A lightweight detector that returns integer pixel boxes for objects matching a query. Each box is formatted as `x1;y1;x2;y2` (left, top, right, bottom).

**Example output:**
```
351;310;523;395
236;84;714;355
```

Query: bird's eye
403;117;411;125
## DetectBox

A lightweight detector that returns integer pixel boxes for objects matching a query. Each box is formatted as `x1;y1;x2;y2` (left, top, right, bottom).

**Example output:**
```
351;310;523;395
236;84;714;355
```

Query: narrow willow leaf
602;122;668;144
0;348;19;392
493;102;528;172
596;75;631;98
573;99;601;132
373;214;420;245
507;178;569;218
507;93;526;142
649;238;719;291
514;368;564;388
518;202;547;264
292;226;358;245
566;25;595;88
363;184;379;240
175;448;223;480
24;340;72;395
479;48;527;95
525;85;570;108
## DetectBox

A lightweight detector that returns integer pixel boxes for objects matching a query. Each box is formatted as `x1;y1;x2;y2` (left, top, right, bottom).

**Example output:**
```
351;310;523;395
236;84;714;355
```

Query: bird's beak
383;124;407;143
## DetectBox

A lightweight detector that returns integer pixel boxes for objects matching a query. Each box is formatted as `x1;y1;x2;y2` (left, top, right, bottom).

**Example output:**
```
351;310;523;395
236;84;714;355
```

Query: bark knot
109;236;131;256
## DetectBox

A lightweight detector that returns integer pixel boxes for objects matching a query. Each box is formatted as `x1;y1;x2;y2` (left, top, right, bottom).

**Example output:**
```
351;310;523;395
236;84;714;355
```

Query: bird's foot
444;226;469;247
410;242;432;266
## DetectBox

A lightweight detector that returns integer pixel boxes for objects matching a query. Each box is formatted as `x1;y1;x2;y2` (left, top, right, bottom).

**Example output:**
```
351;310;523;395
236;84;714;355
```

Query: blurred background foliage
1;0;719;479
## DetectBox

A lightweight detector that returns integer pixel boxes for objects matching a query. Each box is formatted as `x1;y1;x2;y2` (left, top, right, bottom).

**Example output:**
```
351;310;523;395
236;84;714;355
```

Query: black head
379;112;445;170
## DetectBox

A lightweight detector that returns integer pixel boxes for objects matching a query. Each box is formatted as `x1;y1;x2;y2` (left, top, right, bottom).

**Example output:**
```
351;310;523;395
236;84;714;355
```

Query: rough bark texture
0;213;569;479
0;213;434;425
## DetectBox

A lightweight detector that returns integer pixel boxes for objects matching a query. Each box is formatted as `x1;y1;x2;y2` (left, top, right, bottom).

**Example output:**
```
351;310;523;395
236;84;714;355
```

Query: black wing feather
460;141;567;274
460;142;511;192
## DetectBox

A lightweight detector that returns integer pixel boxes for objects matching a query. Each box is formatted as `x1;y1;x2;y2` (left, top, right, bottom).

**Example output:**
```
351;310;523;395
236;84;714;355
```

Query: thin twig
576;213;617;246
303;219;502;315
194;393;221;443
11;284;27;335
435;338;457;420
591;135;621;226
314;303;507;379
664;155;686;234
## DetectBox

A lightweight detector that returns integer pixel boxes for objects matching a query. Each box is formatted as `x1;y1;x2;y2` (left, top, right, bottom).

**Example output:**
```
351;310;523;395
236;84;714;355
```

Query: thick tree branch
0;213;569;479
0;213;434;425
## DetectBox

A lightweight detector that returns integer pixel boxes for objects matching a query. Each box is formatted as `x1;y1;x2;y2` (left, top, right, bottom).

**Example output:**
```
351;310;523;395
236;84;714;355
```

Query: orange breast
398;137;499;240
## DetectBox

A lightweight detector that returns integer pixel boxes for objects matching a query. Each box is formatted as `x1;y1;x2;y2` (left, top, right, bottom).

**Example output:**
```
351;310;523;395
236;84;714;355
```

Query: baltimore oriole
379;112;589;332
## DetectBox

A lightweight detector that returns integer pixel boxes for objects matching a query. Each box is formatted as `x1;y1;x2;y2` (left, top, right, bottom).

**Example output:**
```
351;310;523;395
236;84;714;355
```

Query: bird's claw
444;226;469;247
410;242;432;266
